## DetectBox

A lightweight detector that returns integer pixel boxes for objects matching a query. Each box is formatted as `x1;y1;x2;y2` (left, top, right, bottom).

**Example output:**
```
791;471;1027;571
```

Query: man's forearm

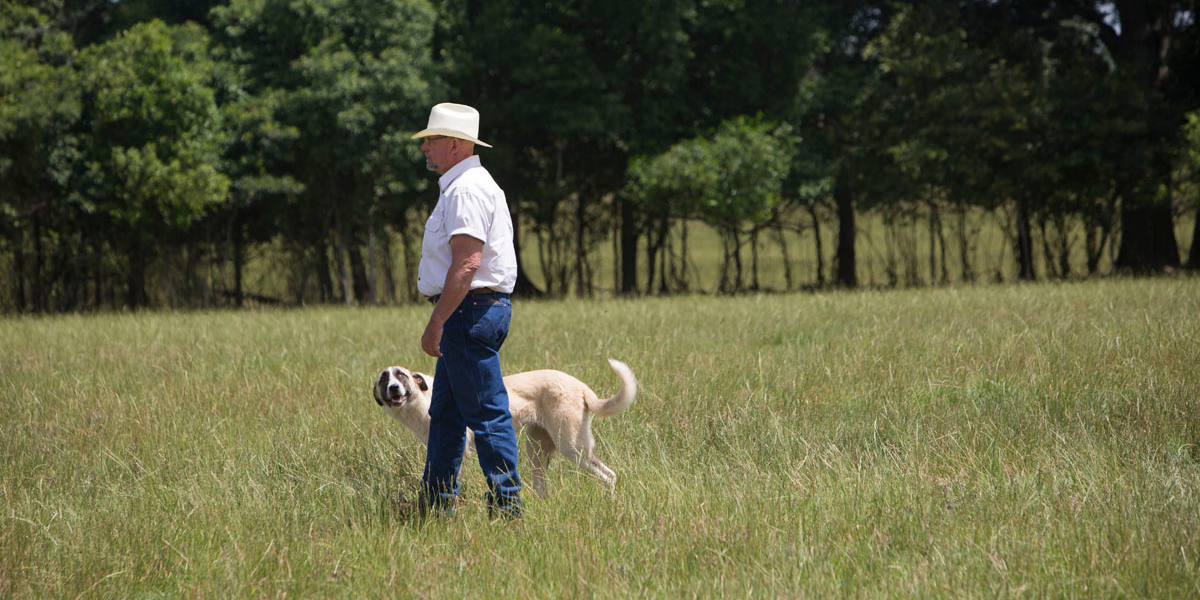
421;234;484;357
430;260;478;324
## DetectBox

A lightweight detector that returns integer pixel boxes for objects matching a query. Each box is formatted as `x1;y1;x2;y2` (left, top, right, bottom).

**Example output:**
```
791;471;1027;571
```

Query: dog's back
503;359;636;419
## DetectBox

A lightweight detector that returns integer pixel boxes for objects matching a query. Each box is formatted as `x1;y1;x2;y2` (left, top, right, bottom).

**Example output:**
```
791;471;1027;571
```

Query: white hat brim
411;128;492;148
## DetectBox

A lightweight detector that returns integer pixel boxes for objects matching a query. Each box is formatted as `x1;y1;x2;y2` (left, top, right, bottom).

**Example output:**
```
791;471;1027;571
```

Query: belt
426;288;502;304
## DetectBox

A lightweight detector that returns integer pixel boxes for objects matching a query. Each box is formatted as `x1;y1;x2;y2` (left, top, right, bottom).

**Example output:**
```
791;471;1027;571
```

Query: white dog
373;359;637;497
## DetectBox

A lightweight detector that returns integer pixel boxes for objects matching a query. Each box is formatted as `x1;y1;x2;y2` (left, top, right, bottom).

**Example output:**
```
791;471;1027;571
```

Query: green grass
2;277;1199;597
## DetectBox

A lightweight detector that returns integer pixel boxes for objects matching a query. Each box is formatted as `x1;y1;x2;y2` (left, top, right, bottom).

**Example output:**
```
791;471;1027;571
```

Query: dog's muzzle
384;383;409;406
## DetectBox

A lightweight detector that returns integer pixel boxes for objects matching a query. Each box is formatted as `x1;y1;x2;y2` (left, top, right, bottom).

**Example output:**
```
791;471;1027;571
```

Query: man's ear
413;372;430;392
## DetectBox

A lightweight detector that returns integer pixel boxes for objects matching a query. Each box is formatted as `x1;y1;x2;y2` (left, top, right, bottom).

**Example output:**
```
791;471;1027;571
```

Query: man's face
421;135;454;174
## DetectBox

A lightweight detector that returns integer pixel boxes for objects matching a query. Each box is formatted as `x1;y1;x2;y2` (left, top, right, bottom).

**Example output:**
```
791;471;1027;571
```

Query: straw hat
411;103;493;148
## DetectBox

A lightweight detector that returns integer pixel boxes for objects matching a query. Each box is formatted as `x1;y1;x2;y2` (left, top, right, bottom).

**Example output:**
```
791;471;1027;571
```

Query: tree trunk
612;200;621;293
1015;197;1035;281
679;219;690;291
775;219;793;290
750;228;760;291
644;215;668;295
620;196;638;295
511;199;543;298
349;243;370;305
380;227;396;304
1115;203;1180;272
732;227;744;292
13;223;27;312
1057;214;1071;278
928;203;938;284
835;180;856;288
809;202;824;286
1107;2;1181;272
316;239;334;303
936;211;948;284
574;195;590;297
367;218;378;305
231;213;245;308
1038;217;1058;279
126;240;148;310
1086;223;1109;274
400;219;420;302
1188;206;1200;269
957;206;974;283
32;215;46;312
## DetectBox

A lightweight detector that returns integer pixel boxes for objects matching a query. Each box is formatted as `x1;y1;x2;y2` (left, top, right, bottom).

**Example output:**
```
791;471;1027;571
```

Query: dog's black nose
388;383;402;397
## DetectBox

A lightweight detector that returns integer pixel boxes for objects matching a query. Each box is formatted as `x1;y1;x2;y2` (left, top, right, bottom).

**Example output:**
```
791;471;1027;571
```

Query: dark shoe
485;492;523;521
416;492;457;518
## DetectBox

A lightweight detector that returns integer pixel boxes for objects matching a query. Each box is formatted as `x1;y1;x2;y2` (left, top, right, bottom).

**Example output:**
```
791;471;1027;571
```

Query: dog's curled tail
588;359;638;418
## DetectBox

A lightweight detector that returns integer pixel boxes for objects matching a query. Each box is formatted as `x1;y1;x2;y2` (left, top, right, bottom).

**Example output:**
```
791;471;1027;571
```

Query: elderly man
411;103;522;519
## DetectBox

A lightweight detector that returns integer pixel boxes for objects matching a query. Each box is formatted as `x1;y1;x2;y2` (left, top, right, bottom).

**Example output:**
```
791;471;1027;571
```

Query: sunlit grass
2;276;1199;597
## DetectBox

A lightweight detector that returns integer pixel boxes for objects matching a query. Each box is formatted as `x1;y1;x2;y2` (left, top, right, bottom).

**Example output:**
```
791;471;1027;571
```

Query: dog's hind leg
572;451;616;493
559;432;617;493
525;426;554;498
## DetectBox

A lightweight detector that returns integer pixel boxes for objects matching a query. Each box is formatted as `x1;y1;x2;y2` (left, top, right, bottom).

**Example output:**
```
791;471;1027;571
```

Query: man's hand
421;318;444;357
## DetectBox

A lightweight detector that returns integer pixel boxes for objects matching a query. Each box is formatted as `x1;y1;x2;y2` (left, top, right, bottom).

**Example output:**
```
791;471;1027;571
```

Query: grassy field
2;276;1199;597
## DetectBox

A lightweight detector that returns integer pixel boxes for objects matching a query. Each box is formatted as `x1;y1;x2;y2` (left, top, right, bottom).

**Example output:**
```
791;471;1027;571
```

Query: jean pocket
468;299;511;349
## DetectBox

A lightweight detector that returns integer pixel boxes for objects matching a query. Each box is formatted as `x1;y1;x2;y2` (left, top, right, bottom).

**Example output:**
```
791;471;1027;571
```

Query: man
411;102;522;519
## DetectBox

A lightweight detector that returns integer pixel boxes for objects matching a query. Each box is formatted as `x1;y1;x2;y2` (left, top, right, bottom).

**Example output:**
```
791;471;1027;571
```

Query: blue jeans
420;292;522;516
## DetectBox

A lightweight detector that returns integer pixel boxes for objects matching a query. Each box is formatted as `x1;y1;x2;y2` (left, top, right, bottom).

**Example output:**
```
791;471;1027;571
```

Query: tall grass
2;277;1198;597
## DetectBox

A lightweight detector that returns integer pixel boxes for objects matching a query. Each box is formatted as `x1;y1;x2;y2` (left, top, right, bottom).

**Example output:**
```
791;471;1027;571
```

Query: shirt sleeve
443;187;491;243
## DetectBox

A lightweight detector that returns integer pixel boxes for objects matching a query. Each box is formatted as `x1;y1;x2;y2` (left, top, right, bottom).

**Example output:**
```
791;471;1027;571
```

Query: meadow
2;276;1199;597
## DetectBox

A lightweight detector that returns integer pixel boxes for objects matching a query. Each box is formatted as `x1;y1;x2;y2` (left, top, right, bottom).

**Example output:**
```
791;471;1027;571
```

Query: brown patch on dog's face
374;366;420;408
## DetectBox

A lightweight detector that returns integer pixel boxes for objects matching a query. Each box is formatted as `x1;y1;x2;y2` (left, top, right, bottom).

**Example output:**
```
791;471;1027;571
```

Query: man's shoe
416;492;457;518
485;492;523;520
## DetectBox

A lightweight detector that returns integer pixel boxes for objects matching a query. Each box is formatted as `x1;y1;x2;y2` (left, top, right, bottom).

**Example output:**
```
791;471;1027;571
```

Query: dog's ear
412;372;429;392
373;370;386;406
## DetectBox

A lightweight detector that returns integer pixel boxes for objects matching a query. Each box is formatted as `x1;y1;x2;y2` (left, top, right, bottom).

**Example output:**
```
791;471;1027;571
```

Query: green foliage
3;0;1200;310
212;0;437;198
0;4;80;226
74;20;229;245
1181;110;1200;199
629;116;796;228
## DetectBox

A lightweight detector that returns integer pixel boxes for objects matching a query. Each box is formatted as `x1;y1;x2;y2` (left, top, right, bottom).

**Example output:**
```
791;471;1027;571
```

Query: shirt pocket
423;207;446;247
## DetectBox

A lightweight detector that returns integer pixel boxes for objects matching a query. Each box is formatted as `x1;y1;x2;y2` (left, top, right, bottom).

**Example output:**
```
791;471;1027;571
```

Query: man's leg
443;297;523;518
452;344;523;518
419;356;468;515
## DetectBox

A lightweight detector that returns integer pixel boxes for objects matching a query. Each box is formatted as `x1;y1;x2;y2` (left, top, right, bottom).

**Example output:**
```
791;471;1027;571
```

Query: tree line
3;0;1199;312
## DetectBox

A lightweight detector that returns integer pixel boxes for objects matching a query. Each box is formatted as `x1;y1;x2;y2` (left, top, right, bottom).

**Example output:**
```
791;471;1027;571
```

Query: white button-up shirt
417;155;517;297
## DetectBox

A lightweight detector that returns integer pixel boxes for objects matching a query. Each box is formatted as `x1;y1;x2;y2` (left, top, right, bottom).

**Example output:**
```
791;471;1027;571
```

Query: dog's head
373;366;429;409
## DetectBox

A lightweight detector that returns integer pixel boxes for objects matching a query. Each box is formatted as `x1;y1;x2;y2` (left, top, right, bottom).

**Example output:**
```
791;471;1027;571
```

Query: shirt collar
438;155;482;192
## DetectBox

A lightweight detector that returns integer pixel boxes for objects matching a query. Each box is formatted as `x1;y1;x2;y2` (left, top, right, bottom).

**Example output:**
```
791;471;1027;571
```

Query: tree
72;20;229;309
626;116;795;294
0;3;81;311
211;0;439;305
988;1;1200;272
439;0;815;297
1183;110;1200;269
792;2;898;288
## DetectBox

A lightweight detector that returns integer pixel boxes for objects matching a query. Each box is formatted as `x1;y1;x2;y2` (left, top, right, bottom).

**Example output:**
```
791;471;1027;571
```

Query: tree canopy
2;0;1199;312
